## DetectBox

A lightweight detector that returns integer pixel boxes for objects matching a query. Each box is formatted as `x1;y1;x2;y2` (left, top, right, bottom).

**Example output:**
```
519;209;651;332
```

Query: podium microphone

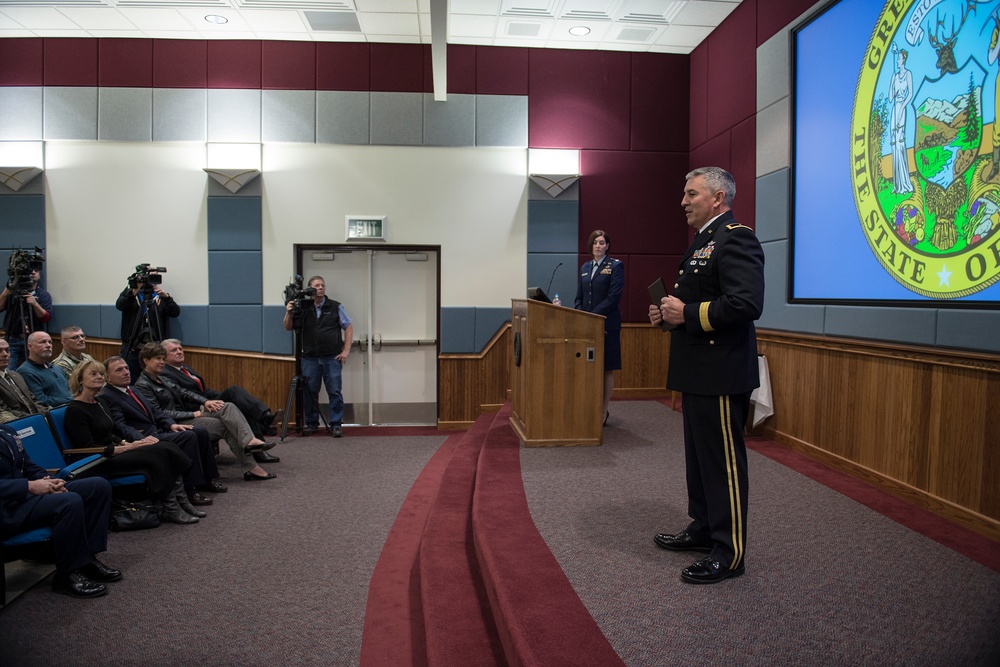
546;262;563;297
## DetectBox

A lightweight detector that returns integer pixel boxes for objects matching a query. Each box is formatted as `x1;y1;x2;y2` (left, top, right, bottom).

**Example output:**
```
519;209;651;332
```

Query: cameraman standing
0;264;53;371
117;266;178;383
283;276;353;437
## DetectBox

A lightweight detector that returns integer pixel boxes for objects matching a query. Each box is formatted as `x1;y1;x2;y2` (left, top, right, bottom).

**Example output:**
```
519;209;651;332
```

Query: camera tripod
278;326;332;442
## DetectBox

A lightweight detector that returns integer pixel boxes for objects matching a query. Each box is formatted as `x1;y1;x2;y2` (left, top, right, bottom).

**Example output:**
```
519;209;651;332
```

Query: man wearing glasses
53;326;94;378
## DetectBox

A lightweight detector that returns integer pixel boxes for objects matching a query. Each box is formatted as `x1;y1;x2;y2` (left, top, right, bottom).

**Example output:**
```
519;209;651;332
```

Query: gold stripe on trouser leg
719;396;744;569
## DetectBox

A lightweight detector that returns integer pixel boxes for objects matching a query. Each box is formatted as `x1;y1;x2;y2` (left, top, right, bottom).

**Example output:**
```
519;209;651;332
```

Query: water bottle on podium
552;293;561;306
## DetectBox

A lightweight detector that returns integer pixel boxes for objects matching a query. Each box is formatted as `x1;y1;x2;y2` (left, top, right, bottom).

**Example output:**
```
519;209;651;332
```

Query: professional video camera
7;247;45;296
128;263;167;298
283;275;317;313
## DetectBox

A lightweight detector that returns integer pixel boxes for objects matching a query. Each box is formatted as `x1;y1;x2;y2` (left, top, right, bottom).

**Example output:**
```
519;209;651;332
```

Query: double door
298;245;439;426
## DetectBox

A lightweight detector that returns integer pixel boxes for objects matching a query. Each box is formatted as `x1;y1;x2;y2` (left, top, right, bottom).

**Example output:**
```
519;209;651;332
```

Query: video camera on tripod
7;247;44;296
283;275;317;315
128;263;167;298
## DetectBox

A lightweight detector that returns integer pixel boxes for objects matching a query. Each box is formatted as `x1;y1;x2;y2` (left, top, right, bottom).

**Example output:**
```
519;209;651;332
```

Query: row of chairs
1;407;147;604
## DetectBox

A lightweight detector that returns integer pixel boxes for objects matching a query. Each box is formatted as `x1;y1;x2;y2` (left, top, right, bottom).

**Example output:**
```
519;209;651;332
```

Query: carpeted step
359;429;467;667
472;403;625;667
418;412;505;666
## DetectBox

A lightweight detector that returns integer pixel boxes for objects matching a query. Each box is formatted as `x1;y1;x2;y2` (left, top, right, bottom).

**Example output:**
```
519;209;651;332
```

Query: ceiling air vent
501;0;555;18
305;10;361;32
506;21;542;37
616;26;655;41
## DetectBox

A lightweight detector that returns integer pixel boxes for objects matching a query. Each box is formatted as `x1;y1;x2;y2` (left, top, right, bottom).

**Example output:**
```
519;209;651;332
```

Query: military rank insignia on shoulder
726;223;754;233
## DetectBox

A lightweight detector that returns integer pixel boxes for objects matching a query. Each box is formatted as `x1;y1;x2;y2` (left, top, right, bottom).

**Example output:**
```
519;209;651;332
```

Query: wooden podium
509;299;604;447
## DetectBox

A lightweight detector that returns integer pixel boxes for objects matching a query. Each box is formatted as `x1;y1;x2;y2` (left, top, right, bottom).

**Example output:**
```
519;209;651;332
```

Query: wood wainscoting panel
756;330;1000;542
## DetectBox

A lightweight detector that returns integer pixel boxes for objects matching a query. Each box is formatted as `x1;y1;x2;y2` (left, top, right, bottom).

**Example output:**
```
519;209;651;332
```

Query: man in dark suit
648;166;765;585
160;339;281;463
0;338;47;422
0;425;121;598
97;356;222;503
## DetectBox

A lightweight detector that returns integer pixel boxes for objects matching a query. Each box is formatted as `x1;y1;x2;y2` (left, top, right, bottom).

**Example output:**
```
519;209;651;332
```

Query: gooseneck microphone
546;262;563;297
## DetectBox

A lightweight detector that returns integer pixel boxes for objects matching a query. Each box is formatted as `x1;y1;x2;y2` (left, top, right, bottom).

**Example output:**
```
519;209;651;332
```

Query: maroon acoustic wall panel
704;0;756;141
371;43;426;92
625;253;685;323
99;39;153;87
153;40;207;88
580;150;690;255
757;0;818;45
43;38;98;86
730;116;757;230
0;38;42;86
262;41;316;90
207;40;262;89
476;46;528;95
688;43;708;150
630;53;688;152
528;49;631;150
316;43;370;91
445;44;478;94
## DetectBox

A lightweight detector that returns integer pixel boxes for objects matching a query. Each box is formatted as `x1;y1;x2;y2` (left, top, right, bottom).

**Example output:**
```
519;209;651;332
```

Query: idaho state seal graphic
851;0;1000;298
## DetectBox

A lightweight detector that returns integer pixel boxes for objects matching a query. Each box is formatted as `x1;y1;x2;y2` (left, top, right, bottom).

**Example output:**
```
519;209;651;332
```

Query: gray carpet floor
0;433;447;667
520;400;1000;667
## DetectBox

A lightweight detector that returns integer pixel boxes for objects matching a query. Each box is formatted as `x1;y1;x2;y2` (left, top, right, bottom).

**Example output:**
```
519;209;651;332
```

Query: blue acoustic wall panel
50;305;102;341
423;93;475;147
262;304;292;355
43;87;98;141
98;304;123;342
474;307;510;352
371;92;422;146
527;199;578;253
755;168;788;244
937;309;1000;353
317;91;370;145
0;87;43;140
756;239;824;334
0;195;45;249
207;196;262;251
153;88;207;142
98;87;152;142
825;305;937;347
262;89;316;143
440;306;476;353
173;305;210;348
208;305;262;352
208;251;263;304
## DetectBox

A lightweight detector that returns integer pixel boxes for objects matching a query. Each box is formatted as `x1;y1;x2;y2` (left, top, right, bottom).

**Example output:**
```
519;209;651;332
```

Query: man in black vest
648;167;765;585
283;276;353;437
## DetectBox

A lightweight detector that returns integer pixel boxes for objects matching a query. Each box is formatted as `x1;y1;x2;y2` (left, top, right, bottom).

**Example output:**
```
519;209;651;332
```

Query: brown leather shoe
188;492;214;506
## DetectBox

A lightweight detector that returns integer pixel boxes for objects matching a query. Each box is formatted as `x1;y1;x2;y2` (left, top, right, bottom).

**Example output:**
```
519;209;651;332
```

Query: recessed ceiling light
204;14;228;25
568;26;591;36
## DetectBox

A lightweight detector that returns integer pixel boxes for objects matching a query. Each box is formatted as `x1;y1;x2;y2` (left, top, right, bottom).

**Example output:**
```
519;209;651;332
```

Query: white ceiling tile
551;18;612;41
599;40;651;51
118;8;196;32
86;29;148;37
357;11;419;34
177;8;252;31
56;8;139;31
29;29;93;37
142;30;204;39
199;30;259;39
673;0;737;27
648;43;693;54
452;0;500;15
449;35;493;46
0;28;34;37
240;9;308;31
312;31;368;41
654;23;710;47
0;7;83;30
492;36;547;48
356;0;420;12
364;33;420;43
449;14;496;37
0;12;27;30
254;31;314;40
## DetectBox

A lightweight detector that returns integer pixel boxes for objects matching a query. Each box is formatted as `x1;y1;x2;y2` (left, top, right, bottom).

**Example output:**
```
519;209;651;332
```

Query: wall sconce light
0;142;44;192
528;148;581;197
204;143;261;193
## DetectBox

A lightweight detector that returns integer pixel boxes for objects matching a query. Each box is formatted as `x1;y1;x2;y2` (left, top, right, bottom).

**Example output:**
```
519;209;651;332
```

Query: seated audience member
52;326;95;377
0;338;48;422
0;425;121;598
15;331;73;407
161;339;282;462
64;359;202;524
97;356;223;505
135;343;276;482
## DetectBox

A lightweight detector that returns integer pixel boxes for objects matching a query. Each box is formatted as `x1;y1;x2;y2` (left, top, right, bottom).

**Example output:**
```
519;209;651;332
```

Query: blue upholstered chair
46;406;146;490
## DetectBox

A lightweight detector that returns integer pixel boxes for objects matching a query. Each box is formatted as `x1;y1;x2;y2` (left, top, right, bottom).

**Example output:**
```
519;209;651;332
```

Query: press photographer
0;247;52;370
117;264;179;382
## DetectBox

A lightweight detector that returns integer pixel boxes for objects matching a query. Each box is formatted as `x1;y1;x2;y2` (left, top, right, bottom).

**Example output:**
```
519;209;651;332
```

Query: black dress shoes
653;530;712;553
243;441;276;453
52;571;107;598
79;560;123;583
261;408;284;427
198;480;228;493
302;426;318;436
189;492;214;506
680;556;745;585
253;451;280;463
244;470;277;481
